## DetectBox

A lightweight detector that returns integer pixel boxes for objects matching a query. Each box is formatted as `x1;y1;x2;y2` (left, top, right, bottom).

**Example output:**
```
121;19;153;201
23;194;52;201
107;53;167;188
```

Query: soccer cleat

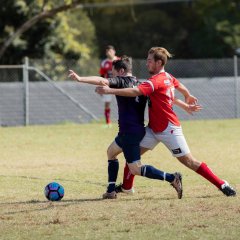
115;183;135;194
115;183;123;193
170;172;183;199
102;191;117;199
220;181;236;197
102;123;112;129
122;187;135;194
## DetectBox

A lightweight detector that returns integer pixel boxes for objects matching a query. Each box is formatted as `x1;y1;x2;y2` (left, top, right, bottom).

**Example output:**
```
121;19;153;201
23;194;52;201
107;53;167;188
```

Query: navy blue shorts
115;132;145;163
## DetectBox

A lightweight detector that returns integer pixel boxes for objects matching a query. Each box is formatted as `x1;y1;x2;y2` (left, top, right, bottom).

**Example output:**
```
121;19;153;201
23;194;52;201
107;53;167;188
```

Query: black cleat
220;181;236;197
115;183;135;194
115;183;123;193
171;172;183;199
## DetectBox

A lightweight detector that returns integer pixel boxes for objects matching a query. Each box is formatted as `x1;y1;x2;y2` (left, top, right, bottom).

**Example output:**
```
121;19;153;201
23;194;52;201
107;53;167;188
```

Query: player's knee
107;146;115;159
128;164;141;175
140;147;149;155
129;168;138;175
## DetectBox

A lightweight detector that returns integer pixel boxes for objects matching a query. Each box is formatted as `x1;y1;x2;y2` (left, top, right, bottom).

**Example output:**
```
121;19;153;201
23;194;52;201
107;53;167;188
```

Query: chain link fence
0;56;239;126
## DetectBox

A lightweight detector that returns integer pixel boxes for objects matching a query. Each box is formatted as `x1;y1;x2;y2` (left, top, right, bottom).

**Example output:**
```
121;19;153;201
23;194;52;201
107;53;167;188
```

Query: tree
0;0;97;63
88;0;239;59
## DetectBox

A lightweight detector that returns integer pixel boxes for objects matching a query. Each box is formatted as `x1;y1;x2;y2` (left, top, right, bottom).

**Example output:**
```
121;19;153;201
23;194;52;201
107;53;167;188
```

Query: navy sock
141;165;175;183
107;159;119;193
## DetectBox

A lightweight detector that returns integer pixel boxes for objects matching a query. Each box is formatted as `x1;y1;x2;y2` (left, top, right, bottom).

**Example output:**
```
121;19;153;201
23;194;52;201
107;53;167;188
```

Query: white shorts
140;123;190;157
102;94;112;103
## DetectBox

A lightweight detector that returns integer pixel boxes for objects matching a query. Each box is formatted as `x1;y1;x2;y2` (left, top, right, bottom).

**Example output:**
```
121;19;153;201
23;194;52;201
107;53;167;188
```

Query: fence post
23;57;29;126
234;55;239;118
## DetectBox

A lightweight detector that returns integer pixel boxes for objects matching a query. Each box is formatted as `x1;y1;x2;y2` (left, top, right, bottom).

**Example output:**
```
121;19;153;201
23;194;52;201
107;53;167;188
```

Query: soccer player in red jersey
99;45;118;126
96;47;236;197
69;56;188;199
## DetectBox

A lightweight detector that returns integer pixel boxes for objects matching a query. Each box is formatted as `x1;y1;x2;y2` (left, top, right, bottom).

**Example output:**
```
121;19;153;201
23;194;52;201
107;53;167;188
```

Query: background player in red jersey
96;47;236;197
99;45;118;126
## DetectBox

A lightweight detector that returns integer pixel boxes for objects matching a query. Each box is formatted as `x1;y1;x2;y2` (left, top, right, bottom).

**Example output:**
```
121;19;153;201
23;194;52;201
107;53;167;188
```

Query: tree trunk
0;1;82;60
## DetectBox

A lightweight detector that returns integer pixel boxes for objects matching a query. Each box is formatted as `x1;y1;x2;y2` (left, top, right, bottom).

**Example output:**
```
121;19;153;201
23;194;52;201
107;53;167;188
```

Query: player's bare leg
116;147;153;194
177;153;236;196
116;147;149;194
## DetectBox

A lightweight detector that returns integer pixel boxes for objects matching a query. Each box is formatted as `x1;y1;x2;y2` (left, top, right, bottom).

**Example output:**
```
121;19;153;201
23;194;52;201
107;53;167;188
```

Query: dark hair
106;45;115;50
112;55;132;73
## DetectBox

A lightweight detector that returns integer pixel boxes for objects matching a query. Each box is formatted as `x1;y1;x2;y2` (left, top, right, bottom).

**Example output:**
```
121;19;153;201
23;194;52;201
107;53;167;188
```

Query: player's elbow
100;79;109;86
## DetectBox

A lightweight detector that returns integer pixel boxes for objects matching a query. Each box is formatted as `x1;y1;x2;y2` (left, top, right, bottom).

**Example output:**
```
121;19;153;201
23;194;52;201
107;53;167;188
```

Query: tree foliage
0;0;239;65
0;0;97;64
88;0;240;59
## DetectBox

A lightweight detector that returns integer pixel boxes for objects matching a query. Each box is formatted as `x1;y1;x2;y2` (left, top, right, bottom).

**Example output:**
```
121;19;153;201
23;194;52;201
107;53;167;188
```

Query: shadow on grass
194;194;222;198
1;193;222;217
0;174;105;186
1;198;103;216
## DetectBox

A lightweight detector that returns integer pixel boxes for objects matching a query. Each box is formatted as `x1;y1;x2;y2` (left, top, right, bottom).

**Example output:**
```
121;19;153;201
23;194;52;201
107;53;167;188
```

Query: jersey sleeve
172;75;180;88
138;80;154;96
108;77;123;88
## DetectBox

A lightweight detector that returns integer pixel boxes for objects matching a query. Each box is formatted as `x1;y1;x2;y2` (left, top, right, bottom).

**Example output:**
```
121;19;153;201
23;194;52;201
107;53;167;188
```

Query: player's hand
95;85;110;95
186;104;203;115
185;95;198;105
68;70;80;82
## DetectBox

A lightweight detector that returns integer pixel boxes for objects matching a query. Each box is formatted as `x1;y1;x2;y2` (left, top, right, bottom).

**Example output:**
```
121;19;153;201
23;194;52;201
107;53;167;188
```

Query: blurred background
0;0;239;126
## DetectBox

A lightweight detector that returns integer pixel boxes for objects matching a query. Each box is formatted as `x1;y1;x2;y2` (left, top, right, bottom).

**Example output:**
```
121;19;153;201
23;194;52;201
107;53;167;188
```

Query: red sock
122;163;135;190
196;162;225;189
105;108;111;124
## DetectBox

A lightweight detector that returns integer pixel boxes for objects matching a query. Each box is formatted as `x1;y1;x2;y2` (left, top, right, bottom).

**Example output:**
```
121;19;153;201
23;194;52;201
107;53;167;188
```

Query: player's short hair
112;55;132;73
148;47;173;66
106;45;115;50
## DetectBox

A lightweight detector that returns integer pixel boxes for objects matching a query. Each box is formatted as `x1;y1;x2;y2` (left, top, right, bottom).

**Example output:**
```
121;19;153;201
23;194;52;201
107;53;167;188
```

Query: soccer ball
44;182;64;201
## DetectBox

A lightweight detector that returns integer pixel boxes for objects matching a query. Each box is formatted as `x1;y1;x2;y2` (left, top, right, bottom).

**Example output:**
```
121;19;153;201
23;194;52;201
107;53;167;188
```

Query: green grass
0;119;239;240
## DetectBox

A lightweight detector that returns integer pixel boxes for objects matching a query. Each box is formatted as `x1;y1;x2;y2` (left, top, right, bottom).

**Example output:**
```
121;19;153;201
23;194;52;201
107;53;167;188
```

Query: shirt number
166;86;175;104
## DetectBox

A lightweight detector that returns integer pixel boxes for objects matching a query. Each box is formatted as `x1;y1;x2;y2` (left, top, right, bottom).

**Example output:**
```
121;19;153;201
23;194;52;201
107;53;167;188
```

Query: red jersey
99;58;114;78
138;71;180;132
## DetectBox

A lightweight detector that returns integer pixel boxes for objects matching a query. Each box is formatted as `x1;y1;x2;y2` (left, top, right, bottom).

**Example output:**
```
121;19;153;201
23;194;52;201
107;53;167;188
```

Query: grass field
0;119;239;240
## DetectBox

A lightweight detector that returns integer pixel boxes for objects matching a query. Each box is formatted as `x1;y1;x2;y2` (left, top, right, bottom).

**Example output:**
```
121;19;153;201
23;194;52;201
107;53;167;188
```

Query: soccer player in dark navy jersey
108;75;146;135
69;56;183;199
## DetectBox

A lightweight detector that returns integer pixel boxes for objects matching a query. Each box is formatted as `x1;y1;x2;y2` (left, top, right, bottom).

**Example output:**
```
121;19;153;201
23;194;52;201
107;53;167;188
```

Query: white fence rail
0;57;99;126
0;56;239;126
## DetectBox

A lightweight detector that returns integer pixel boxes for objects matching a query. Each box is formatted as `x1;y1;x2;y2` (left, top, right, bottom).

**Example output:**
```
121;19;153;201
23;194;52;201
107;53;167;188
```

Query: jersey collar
151;68;165;78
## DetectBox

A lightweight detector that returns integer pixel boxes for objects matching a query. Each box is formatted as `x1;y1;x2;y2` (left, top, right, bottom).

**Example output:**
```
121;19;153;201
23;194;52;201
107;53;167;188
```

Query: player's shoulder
100;58;111;67
125;76;140;85
145;72;171;88
115;75;137;81
150;72;176;81
147;73;160;84
164;72;177;80
110;76;139;88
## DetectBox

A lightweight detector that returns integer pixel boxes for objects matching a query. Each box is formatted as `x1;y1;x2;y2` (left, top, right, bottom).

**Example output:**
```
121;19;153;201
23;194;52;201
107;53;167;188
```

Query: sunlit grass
0;119;239;240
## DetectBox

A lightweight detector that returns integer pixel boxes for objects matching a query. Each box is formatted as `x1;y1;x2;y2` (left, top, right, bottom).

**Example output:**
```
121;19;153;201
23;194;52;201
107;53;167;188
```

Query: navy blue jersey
108;76;147;134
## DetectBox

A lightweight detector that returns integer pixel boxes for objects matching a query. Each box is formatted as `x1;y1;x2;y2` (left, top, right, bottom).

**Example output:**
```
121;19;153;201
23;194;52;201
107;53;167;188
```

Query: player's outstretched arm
176;83;198;105
174;98;203;115
96;85;142;97
68;70;109;86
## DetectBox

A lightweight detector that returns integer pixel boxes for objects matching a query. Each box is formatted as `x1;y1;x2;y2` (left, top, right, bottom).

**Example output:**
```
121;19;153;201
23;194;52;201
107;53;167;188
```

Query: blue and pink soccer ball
44;182;64;201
